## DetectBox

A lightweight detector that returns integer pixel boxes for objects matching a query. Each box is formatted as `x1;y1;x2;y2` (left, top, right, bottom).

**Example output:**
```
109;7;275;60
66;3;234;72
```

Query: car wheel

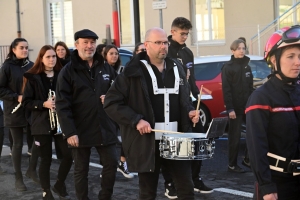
199;104;211;128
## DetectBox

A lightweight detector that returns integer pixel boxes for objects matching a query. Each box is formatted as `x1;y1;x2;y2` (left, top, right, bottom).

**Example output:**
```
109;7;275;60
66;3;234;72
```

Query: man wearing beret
56;29;119;200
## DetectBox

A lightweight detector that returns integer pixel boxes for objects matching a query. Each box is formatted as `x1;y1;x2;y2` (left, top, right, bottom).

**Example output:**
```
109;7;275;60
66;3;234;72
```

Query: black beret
74;29;99;41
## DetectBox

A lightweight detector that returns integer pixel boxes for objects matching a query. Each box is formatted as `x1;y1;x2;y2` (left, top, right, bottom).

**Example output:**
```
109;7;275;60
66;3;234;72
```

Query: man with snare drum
104;27;199;199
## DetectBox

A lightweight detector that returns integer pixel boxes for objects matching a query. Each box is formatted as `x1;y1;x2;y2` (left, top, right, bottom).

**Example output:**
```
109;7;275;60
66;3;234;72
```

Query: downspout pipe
16;0;21;37
133;0;141;44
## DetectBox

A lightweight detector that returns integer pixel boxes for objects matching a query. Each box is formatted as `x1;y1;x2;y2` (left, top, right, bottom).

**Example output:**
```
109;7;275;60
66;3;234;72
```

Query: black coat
246;76;300;196
56;50;118;147
221;55;253;114
168;35;199;99
104;52;194;172
0;57;33;127
22;72;59;135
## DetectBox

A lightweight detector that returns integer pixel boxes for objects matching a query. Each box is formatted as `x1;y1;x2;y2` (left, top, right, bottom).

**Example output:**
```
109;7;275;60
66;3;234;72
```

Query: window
47;0;74;48
278;0;300;28
194;62;224;81
118;0;145;46
191;0;225;44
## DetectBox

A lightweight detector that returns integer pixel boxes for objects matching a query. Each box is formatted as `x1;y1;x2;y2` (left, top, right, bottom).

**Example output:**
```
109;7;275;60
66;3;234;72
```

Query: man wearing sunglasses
163;17;214;198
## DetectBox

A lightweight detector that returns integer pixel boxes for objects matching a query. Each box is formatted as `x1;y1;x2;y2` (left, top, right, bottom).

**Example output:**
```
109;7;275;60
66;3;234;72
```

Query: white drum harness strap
140;60;180;139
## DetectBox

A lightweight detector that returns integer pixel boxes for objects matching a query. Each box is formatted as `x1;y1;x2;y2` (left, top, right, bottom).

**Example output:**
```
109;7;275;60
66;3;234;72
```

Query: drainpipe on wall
133;0;141;44
16;0;21;38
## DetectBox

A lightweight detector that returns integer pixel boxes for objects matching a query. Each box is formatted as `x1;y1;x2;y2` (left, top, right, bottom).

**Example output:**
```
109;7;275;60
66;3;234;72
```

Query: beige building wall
0;0;278;61
72;0;113;46
188;0;274;56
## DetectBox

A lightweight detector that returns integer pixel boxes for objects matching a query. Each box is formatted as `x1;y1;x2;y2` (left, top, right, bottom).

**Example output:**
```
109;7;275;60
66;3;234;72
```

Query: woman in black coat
22;45;73;200
0;38;33;191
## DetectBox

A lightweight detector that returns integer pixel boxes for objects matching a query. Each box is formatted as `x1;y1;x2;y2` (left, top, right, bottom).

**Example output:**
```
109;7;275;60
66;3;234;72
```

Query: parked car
194;55;270;128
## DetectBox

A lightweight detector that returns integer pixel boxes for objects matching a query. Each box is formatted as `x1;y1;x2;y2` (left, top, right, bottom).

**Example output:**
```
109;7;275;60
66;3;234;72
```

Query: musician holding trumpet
22;45;73;200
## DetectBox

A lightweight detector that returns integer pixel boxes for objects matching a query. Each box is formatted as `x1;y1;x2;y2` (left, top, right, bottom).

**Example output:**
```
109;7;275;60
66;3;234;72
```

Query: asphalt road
0;131;255;200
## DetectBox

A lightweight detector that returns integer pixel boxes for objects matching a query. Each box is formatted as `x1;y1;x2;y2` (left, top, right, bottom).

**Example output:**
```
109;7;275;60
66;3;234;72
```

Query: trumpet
48;89;62;135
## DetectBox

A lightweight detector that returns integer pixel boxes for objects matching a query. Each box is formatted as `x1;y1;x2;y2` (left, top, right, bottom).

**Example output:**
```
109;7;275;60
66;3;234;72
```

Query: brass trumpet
48;89;62;135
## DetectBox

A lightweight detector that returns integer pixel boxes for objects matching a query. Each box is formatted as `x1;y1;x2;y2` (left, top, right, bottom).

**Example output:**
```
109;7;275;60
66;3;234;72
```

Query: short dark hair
171;17;192;30
238;37;246;43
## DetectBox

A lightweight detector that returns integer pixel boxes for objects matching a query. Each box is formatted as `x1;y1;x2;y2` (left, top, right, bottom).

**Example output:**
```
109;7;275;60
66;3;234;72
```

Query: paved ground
0;130;255;200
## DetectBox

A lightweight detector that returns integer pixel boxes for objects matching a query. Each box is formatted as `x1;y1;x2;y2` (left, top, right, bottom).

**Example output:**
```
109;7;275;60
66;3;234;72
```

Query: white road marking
214;188;253;198
51;154;138;176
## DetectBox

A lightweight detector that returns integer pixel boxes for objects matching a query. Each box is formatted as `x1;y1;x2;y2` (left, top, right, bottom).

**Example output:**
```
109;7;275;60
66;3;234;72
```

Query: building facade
0;0;299;61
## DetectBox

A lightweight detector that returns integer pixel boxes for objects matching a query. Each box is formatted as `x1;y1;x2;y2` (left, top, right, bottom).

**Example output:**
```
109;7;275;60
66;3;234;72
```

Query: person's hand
189;110;200;124
100;95;105;104
136;119;152;135
263;193;278;200
186;69;190;80
229;111;236;119
43;99;55;109
17;95;22;103
67;135;79;147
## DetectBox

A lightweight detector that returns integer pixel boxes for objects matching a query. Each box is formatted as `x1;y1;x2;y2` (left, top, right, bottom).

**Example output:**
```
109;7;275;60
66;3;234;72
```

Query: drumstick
193;85;203;127
152;129;183;134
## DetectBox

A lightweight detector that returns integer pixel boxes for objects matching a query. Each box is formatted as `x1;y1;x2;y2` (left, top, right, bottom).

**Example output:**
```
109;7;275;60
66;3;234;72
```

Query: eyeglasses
146;41;169;46
137;48;146;52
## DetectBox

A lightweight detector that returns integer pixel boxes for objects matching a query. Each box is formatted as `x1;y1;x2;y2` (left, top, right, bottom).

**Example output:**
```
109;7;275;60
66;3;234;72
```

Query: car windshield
249;60;271;80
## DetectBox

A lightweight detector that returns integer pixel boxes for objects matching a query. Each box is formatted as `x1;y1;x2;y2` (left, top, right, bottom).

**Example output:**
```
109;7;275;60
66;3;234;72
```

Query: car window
249;60;271;79
120;54;132;66
194;62;224;81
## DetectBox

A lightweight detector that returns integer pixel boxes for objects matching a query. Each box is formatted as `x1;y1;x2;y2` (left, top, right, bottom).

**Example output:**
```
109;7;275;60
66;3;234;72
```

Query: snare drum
159;133;215;160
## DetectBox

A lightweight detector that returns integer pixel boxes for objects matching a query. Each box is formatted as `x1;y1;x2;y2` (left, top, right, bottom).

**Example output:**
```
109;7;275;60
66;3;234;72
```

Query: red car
193;55;270;128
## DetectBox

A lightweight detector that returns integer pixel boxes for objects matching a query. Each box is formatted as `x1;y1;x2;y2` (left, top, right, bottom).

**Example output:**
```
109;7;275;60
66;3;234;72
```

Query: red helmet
264;25;300;62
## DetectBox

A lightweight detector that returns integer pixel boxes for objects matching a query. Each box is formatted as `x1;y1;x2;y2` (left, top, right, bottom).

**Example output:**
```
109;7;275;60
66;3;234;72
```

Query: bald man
104;27;198;199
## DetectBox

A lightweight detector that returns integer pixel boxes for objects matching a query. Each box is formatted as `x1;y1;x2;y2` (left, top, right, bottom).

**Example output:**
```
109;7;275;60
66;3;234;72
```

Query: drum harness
140;60;180;140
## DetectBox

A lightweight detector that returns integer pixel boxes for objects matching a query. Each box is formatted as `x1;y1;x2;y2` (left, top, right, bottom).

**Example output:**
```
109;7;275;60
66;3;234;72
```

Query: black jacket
58;56;70;67
56;50;118;147
246;76;300;196
221;55;253;114
103;52;194;172
168;35;199;99
0;57;33;127
22;72;59;135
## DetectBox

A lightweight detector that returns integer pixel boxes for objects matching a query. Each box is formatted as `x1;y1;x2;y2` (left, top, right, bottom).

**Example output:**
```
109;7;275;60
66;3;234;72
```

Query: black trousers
254;175;300;200
72;144;118;200
35;134;73;190
228;114;247;166
10;127;24;175
0;109;3;157
139;141;194;200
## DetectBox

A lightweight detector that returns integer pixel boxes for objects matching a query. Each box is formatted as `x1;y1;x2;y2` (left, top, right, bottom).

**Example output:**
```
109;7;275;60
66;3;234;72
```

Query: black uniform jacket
245;76;300;196
55;50;118;147
103;52;194;172
168;35;200;99
0;57;33;127
221;55;253;114
22;72;59;135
